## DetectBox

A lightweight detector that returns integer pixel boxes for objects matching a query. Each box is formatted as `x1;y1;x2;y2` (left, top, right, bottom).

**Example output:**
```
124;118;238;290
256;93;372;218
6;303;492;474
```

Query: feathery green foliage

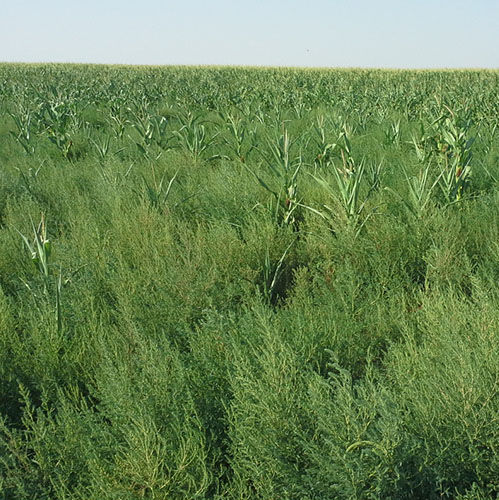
1;64;498;499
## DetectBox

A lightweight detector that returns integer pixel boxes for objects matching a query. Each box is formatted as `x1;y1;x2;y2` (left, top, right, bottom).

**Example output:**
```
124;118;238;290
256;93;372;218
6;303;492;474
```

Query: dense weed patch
0;64;498;499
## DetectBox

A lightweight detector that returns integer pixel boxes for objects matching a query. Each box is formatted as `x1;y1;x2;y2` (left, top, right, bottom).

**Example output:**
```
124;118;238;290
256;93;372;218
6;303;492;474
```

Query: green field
1;64;498;499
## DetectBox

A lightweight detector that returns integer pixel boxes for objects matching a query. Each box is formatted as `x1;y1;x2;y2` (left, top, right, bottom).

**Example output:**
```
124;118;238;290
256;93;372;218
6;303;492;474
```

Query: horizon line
1;61;498;71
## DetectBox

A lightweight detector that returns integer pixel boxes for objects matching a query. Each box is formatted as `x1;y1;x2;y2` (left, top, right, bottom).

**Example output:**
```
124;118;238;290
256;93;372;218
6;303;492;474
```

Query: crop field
0;64;498;499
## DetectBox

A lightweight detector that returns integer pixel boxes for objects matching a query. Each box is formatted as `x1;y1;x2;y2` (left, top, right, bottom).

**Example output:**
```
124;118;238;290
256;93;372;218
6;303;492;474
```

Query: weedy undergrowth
1;65;498;500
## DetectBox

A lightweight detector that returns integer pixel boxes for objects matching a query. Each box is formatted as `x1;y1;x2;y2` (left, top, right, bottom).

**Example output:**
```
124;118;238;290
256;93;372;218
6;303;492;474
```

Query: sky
1;0;498;68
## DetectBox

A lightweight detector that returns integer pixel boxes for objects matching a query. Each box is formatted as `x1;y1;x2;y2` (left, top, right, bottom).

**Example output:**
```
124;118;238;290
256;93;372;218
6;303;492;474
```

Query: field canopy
0;65;498;499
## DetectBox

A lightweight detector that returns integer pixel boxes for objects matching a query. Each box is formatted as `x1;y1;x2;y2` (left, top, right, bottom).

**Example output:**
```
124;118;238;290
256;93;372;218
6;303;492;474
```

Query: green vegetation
1;64;498;499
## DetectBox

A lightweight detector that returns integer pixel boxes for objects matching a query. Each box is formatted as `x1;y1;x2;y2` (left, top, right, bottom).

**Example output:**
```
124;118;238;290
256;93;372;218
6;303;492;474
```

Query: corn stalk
247;129;303;227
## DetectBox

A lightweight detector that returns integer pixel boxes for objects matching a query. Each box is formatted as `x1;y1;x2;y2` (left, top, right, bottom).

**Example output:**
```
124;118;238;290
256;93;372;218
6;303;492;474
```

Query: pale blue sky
1;0;498;68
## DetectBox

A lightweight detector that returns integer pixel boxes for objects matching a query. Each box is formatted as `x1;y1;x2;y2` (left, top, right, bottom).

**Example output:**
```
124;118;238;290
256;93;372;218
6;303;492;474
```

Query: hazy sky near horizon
1;0;498;68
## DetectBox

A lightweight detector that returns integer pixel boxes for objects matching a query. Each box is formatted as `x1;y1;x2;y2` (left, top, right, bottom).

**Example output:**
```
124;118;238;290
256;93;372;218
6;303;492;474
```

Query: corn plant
15;162;43;196
98;162;134;188
356;103;374;132
311;115;337;170
435;107;474;203
109;103;130;140
412;106;475;204
140;168;179;210
38;101;75;158
16;215;66;334
333;127;364;220
91;135;112;161
305;126;372;236
220;112;257;162
42;88;84;131
17;214;52;285
292;99;309;119
247;129;303;227
130;111;173;156
383;119;401;146
173;119;220;161
411;122;432;163
9;105;35;154
92;136;126;164
261;240;294;305
55;268;63;335
387;164;441;219
477;120;497;158
365;160;384;193
313;159;368;225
